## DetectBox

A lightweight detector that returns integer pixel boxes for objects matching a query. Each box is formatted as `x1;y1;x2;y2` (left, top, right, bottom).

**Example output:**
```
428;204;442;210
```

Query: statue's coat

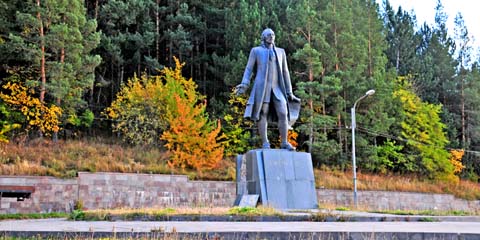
241;45;298;124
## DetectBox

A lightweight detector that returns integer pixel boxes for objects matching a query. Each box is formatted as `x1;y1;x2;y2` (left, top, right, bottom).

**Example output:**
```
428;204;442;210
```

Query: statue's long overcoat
240;45;294;122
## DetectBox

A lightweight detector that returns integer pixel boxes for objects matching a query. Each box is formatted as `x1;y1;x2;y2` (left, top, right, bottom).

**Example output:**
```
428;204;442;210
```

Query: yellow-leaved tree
449;149;465;175
105;73;169;146
0;81;62;136
161;58;224;172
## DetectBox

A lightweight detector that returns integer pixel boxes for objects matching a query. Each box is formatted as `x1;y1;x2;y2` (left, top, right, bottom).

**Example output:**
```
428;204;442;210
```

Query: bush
106;57;224;172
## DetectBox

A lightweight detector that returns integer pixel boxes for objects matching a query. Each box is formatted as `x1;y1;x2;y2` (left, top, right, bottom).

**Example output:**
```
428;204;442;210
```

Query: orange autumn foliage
160;58;224;172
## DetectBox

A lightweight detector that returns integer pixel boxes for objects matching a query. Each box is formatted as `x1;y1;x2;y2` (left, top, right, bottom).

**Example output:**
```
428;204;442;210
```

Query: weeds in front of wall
0;232;358;240
370;209;477;216
0;212;68;220
67;206;283;221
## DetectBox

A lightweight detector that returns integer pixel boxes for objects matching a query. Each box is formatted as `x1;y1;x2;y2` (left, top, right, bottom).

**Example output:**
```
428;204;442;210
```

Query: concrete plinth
236;149;318;209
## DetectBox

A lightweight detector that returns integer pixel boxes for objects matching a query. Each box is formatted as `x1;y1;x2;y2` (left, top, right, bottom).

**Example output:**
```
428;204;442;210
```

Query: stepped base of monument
236;149;318;209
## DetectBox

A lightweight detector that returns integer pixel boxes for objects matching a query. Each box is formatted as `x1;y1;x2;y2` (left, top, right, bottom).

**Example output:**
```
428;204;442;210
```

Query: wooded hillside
1;0;480;182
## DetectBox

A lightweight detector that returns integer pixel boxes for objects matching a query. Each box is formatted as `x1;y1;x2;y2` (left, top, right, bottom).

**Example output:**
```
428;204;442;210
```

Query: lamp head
365;89;375;96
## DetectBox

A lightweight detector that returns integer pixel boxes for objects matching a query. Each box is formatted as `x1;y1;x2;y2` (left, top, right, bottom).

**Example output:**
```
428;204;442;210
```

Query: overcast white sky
376;0;480;57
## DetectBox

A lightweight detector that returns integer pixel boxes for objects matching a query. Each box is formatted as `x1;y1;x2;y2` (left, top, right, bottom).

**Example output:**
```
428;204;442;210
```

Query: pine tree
381;0;419;76
2;0;100;139
284;0;339;164
453;13;472;149
96;0;158;102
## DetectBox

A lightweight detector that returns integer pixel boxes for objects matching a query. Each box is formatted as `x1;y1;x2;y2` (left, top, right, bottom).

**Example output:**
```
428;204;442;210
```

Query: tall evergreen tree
463;60;480;179
2;0;100;138
453;15;480;179
286;0;340;164
453;13;472;149
95;0;158;107
416;0;456;105
317;0;395;168
382;0;419;76
413;0;458;150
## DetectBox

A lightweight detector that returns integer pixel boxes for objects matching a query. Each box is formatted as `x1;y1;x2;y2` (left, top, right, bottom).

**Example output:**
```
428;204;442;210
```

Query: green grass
370;209;475;216
419;217;438;222
227;206;280;216
0;212;68;220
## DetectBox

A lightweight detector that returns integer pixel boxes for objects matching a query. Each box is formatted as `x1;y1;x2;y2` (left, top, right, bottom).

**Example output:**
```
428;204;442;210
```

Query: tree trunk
367;7;373;77
332;0;342;153
94;0;99;19
308;67;314;153
169;40;172;66
461;79;466;147
203;32;207;96
37;0;46;104
156;0;160;61
321;69;327;135
333;0;339;72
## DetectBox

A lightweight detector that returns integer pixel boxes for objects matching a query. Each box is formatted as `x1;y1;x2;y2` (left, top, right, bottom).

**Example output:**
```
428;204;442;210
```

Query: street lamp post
351;89;375;208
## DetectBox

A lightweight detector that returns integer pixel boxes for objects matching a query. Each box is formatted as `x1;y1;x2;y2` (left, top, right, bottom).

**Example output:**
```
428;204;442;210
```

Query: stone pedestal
236;149;318;209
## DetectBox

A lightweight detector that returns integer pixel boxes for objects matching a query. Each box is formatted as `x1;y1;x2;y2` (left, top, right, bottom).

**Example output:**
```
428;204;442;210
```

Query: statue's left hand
288;93;301;103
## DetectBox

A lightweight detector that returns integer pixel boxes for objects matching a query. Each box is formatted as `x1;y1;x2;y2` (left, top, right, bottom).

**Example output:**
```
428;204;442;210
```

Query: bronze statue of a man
236;28;301;150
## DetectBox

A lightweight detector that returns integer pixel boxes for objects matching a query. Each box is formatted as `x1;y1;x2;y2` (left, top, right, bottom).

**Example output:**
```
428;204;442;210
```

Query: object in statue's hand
288;93;301;103
235;83;248;95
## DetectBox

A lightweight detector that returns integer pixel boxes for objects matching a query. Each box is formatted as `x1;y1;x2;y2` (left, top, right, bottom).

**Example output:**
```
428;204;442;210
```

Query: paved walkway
1;218;480;233
2;210;480;239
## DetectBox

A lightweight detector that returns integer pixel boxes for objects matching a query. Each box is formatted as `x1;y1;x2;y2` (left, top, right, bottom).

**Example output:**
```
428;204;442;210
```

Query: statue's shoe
262;142;271;149
280;142;295;151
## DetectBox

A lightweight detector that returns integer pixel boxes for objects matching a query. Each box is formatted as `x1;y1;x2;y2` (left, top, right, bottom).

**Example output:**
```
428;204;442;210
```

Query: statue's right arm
236;48;256;95
241;48;256;86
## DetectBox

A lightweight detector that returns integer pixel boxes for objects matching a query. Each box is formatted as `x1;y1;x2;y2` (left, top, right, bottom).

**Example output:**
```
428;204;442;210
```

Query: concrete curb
2;231;480;240
2;219;480;239
99;214;480;222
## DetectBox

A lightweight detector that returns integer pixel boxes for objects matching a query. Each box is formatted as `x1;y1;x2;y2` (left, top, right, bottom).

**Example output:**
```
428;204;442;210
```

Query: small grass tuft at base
227;206;280;216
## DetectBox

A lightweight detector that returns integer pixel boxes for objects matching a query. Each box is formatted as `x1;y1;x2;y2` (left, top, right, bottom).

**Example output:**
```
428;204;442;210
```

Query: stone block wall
0;176;77;214
77;172;235;209
0;172;479;213
317;189;480;211
0;172;236;214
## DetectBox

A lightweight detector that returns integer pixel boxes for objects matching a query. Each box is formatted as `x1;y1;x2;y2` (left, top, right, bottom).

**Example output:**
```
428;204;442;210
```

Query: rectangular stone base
237;149;318;209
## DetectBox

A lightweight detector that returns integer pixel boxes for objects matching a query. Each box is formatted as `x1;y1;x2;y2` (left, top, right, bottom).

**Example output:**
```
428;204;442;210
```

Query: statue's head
261;28;275;45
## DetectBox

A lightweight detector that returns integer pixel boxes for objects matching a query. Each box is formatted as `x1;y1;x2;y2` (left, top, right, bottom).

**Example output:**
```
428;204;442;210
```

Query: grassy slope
1;139;479;200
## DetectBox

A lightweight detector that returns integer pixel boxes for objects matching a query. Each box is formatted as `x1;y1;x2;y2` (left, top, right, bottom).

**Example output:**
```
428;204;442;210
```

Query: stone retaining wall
0;172;235;214
77;172;235;210
0;172;478;213
0;176;78;214
317;189;480;211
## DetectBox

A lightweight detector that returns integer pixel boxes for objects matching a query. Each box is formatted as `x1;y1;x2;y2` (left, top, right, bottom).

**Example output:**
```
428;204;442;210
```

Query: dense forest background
1;0;480;182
